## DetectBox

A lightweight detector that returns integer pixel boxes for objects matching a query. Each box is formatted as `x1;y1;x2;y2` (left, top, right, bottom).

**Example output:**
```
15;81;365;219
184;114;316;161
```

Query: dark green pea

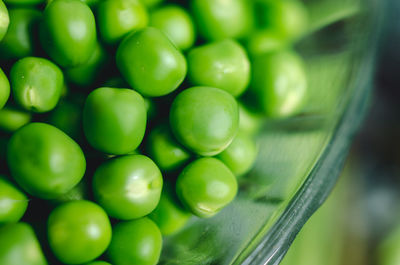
246;30;287;57
0;0;9;41
0;177;28;223
97;0;148;45
93;155;163;220
10;57;64;113
176;157;238;218
83;87;147;155
250;50;307;117
40;0;97;67
0;8;41;61
0;68;10;109
48;200;112;265
188;39;250;97
116;27;187;97
0;222;48;265
7;123;86;199
0;107;31;132
4;0;45;6
170;86;239;156
139;0;163;8
150;5;196;50
107;218;162;265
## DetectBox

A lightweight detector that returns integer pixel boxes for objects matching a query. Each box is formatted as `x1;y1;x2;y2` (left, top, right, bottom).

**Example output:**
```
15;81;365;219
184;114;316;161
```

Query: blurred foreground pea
40;0;96;67
7;123;86;199
10;57;64;113
246;30;287;57
0;0;9;42
170;86;239;156
188;39;250;97
83;87;147;155
0;177;28;223
107;218;162;265
140;0;163;8
93;155;163;220
116;27;187;97
0;67;10;109
0;222;48;265
48;200;112;264
176;157;238;218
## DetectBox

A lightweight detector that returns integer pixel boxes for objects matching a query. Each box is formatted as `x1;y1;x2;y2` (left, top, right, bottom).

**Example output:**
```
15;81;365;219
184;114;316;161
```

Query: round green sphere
0;177;28;223
0;0;9;42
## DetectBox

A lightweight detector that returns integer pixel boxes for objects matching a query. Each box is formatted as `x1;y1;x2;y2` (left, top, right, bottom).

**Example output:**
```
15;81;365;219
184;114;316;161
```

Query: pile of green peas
0;0;309;264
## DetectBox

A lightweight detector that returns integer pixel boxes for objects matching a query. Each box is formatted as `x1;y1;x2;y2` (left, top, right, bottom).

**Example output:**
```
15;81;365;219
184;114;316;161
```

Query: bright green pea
7;123;86;199
170;86;239;156
250;50;307;117
246;30;287;57
46;0;99;7
40;0;97;67
116;27;187;97
0;8;41;61
188;39;250;97
4;0;45;6
0;107;31;132
10;57;64;113
47;200;112;265
139;0;163;8
191;0;254;41
0;0;9;42
0;68;10;109
0;177;28;223
0;222;48;265
107;218;162;265
150;5;196;50
176;157;238;218
93;155;163;220
84;262;111;265
238;102;263;136
83;87;147;155
147;124;191;172
97;0;148;45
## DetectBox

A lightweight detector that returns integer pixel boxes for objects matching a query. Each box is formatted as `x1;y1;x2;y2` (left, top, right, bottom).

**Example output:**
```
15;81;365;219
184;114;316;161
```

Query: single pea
0;8;41;61
139;0;163;8
250;50;307;117
0;0;9;42
188;39;250;97
0;177;28;223
217;133;257;176
170;86;239;156
97;0;148;45
147;124;191;172
238;102;263;136
0;222;48;265
191;0;254;41
7;123;86;199
83;87;147;155
46;0;99;7
4;0;45;6
10;57;64;113
0;68;10;109
84;262;111;265
40;0;97;67
93;155;163;220
116;27;187;97
107;218;162;265
176;157;238;218
0;107;31;132
246;30;287;57
48;200;112;265
150;5;196;50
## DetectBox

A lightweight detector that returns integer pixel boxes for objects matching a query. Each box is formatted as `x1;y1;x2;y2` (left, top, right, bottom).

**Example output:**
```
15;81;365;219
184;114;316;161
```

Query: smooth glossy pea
246;30;287;57
4;0;44;5
0;177;28;223
0;0;9;42
0;68;10;109
107;218;162;265
116;27;187;97
176;157;238;218
7;123;86;199
40;0;97;67
10;57;64;113
170;86;239;156
150;5;195;50
93;155;163;220
188;39;250;97
83;87;147;155
0;107;31;132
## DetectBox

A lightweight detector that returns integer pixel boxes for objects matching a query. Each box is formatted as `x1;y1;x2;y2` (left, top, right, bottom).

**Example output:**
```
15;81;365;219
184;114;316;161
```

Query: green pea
170;86;239;156
238;102;263;136
0;107;31;132
10;57;64;113
0;222;48;265
217;133;257;176
84;262;111;265
0;0;9;42
40;0;97;67
97;0;148;45
0;68;10;109
0;177;28;223
150;5;196;50
7;123;86;199
176;157;238;218
246;30;287;57
0;8;41;61
93;155;163;220
46;0;99;7
139;0;163;8
4;0;44;6
250;50;307;117
83;87;147;155
188;39;250;97
48;200;112;265
147;124;191;172
191;0;254;41
116;27;187;97
107;218;162;265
